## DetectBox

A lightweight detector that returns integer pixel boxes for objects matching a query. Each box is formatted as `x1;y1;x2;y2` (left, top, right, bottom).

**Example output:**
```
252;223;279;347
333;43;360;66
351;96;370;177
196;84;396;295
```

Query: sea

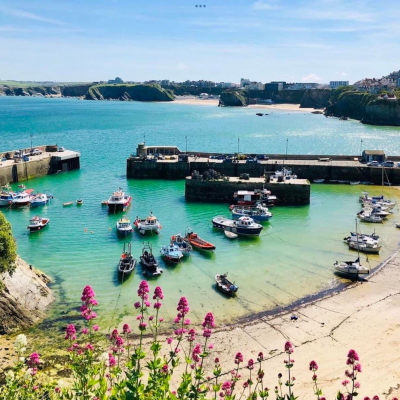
1;96;400;330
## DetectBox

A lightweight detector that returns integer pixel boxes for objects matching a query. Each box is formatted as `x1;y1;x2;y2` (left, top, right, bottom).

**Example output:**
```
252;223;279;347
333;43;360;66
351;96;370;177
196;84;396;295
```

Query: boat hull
212;221;262;236
28;220;50;232
231;212;271;222
0;199;13;207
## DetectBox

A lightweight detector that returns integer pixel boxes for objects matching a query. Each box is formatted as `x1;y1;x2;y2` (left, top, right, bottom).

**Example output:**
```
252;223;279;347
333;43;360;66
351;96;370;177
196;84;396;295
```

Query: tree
0;211;17;274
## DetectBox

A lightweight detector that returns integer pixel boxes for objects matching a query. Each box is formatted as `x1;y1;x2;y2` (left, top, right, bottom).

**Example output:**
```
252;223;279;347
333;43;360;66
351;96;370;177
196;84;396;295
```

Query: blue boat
231;204;272;222
30;193;52;207
0;185;16;207
212;216;263;237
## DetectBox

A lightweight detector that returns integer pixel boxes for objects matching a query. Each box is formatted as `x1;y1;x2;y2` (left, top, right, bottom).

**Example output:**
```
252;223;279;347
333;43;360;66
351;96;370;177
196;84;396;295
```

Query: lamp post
185;135;187;154
286;138;288;160
360;139;363;156
144;134;146;146
30;133;33;151
238;137;240;156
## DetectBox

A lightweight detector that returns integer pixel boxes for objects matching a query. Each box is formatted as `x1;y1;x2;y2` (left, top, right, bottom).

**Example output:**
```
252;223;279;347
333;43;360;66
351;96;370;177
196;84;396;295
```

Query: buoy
172;235;176;241
90;231;93;234
121;254;125;259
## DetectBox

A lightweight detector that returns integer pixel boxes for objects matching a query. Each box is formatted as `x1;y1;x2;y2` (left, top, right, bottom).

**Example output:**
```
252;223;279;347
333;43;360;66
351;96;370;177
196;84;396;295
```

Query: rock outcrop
0;85;61;97
299;89;331;108
219;91;247;107
61;84;92;97
0;257;54;334
84;84;175;102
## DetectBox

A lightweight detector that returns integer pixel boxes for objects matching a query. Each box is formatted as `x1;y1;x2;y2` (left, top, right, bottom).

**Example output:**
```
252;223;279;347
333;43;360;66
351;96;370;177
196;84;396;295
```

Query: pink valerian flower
149;315;154;321
159;317;164;322
202;312;215;329
247;359;254;370
347;349;359;365
184;318;191;325
134;301;141;309
320;398;326;400
65;324;77;341
192;343;201;363
28;352;40;367
82;328;89;335
122;324;131;334
257;352;264;361
187;328;196;342
81;285;95;302
372;396;379;400
235;352;244;364
153;286;164;300
93;325;99;332
115;336;124;347
355;382;360;389
108;353;116;368
139;322;148;331
86;343;94;351
222;381;232;395
175;327;187;336
342;380;350;386
161;364;168;374
154;302;162;310
30;368;38;376
208;343;214;350
284;341;294;354
110;329;119;341
176;297;190;322
137;280;150;300
167;337;173;345
243;382;249;388
354;363;362;373
309;360;318;371
203;329;212;338
145;301;151;308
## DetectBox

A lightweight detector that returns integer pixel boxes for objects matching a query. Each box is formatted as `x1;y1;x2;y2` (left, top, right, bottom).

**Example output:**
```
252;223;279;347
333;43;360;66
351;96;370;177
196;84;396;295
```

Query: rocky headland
219;91;247;106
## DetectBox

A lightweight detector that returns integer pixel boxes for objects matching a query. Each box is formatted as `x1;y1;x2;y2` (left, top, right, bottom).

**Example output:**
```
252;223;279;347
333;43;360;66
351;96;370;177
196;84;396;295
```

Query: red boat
233;189;276;207
184;229;216;251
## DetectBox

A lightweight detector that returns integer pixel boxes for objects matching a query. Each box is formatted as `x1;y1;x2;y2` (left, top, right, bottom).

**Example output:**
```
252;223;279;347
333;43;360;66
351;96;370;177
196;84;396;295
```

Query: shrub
0;211;17;274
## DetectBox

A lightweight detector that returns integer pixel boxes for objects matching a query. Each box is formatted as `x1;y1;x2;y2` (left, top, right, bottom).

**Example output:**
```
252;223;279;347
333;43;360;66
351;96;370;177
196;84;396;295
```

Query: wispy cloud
252;1;280;10
301;73;322;82
0;6;65;25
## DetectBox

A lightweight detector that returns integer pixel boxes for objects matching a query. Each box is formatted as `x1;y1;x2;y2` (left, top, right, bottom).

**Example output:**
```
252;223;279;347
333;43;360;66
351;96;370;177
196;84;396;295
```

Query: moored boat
134;212;162;235
13;189;34;207
76;199;83;205
107;188;132;212
118;243;136;276
160;244;183;264
348;240;381;254
140;243;163;277
171;233;192;256
212;216;263;237
313;179;325;183
224;231;238;239
116;217;133;236
233;189;276;207
231;203;272;222
27;216;50;232
0;185;16;207
30;193;51;207
215;273;239;296
334;257;369;278
184;228;216;251
359;213;383;223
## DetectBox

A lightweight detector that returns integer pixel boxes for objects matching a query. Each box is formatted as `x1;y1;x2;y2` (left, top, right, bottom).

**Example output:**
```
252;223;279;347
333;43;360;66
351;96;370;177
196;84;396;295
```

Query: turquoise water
1;97;400;329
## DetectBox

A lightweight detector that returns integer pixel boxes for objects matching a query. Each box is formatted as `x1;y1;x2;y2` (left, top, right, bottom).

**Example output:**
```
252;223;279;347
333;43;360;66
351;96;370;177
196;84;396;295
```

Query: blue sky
0;0;399;83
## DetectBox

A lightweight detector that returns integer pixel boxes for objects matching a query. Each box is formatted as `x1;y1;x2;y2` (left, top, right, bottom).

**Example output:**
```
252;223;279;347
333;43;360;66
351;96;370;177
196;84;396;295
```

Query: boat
30;193;51;207
269;168;297;182
215;273;239;296
160;244;183;264
63;201;73;207
348;240;381;254
360;194;396;209
27;216;50;232
231;203;272;222
134;212;162;235
101;200;108;206
224;231;238;239
360;206;390;218
233;189;276;207
334;257;370;278
116;217;133;236
140;243;163;277
12;189;34;207
313;179;325;183
107;188;132;213
0;185;16;207
348;231;379;241
171;233;192;256
212;216;263;237
184;228;216;251
396;223;400;228
350;181;360;185
359;213;383;223
256;113;263;116
76;199;83;205
118;243;136;276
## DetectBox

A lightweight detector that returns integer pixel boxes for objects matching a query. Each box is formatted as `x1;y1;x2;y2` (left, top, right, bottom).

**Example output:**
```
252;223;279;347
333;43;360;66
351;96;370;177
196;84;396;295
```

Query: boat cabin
146;216;158;225
236;216;255;226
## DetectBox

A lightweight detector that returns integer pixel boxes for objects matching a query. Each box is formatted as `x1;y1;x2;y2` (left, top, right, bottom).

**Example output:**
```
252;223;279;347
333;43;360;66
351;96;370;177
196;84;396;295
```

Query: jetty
0;145;80;185
127;143;400;184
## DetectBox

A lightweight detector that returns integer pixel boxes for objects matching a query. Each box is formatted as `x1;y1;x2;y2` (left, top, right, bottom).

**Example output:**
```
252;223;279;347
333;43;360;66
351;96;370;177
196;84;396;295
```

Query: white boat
116;217;133;235
231;203;272;222
360;206;390;217
270;168;297;182
13;190;34;207
212;216;263;237
27;216;50;232
107;188;132;212
313;179;325;183
30;193;51;207
160;244;183;263
170;233;192;256
348;239;381;254
359;213;383;223
224;230;238;239
134;212;162;235
0;185;16;207
350;181;360;185
334;258;370;278
233;189;276;207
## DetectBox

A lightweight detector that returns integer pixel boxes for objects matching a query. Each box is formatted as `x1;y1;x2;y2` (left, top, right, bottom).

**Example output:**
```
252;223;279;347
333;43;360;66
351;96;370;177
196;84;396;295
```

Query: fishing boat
0;185;16;207
313;179;325;183
224;231;238;239
360;206;390;218
118;243;136;276
334;257;369;278
359;213;383;223
233;189;276;207
160;244;183;264
171;233;192;256
231;203;272;222
212;216;263;237
76;199;83;205
215;273;239;296
184;228;216;251
134;212;162;235
27;216;50;232
116;217;133;236
63;201;73;207
30;193;51;207
140;243;163;277
12;189;34;207
107;188;132;212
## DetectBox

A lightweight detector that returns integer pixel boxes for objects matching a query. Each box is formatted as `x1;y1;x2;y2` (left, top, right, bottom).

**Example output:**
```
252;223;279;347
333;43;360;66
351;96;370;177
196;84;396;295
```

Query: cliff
61;84;92;97
0;257;54;334
85;84;175;101
0;85;60;97
325;88;400;126
219;91;247;106
299;89;331;108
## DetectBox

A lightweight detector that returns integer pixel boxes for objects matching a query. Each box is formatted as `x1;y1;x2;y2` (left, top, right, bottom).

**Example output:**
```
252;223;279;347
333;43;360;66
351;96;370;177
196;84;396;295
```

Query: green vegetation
219;90;247;106
0;211;17;274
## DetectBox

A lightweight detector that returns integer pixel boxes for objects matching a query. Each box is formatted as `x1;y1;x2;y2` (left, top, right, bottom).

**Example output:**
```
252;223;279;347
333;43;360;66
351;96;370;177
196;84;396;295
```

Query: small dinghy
160;244;183;264
134;212;162;235
76;199;83;205
63;201;73;207
215;273;239;296
224;230;238;239
30;193;51;207
118;243;136;276
334;257;369;278
27;216;50;232
313;179;325;184
116;216;133;236
171;233;192;256
359;213;383;223
184;228;216;251
140;243;163;277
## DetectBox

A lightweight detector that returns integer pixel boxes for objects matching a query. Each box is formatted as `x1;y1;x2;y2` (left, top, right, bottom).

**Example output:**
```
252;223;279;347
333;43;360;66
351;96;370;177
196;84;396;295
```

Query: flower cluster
80;285;97;321
202;312;215;338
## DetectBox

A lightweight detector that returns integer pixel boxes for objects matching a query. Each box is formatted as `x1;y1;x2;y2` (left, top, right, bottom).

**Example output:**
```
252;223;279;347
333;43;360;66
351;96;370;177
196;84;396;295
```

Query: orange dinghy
184;228;216;251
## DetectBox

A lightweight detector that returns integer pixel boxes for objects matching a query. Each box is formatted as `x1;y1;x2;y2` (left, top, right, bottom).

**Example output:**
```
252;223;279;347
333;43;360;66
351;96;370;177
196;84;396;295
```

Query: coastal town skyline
1;0;400;82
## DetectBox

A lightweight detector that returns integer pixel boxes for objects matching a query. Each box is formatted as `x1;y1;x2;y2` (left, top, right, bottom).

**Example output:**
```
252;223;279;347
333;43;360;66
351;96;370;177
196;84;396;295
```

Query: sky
0;0;399;84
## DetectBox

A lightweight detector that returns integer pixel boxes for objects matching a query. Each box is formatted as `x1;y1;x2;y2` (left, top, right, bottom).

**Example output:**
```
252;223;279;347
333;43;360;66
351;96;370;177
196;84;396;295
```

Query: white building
240;78;250;88
329;81;349;89
219;82;240;89
245;81;265;91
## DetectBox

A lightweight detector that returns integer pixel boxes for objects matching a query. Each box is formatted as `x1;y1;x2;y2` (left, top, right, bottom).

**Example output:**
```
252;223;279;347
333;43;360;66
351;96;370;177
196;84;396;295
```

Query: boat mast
355;218;360;260
381;167;384;195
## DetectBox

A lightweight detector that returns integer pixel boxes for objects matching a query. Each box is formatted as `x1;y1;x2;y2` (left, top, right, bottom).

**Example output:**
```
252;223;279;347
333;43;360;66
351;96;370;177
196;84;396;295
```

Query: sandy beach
172;97;316;113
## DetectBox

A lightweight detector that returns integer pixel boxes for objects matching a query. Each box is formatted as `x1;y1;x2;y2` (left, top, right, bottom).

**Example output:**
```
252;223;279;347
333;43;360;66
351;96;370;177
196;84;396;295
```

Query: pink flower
235;352;243;364
192;343;201;363
243;382;249;388
139;322;147;331
65;324;77;341
33;386;38;391
167;337;173;344
247;359;254;370
134;301;141;309
364;397;371;400
355;382;360;389
28;352;40;367
347;349;359;364
215;357;220;364
149;315;154;321
137;280;150;300
145;301;151;308
162;364;168;374
90;299;98;306
284;341;294;354
86;343;94;351
110;329;119;341
153;286;164;300
258;352;264;361
154;302;162;310
372;396;379;400
81;285;95;302
82;328;89;335
320;398;326;400
342;380;350;386
203;328;212;338
115;336;124;347
202;312;215;329
159;317;164;322
208;343;214;349
108;353;116;368
309;360;318;371
122;324;131;334
354;363;362;373
312;374;317;381
176;297;190;322
187;328;196;342
222;381;232;390
55;387;60;393
184;318;191;325
30;368;38;376
93;325;99;332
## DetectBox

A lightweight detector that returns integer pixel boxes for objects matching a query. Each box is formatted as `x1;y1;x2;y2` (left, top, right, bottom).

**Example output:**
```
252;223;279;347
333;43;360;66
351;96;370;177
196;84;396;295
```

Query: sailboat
334;219;370;278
